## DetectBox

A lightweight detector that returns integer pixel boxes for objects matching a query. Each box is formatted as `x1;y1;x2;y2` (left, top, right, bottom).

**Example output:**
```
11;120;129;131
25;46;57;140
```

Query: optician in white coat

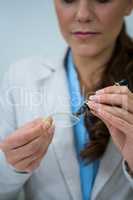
0;48;133;200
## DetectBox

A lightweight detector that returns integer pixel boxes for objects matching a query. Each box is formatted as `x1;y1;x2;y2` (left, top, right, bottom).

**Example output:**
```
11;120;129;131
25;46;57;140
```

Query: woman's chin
71;45;101;58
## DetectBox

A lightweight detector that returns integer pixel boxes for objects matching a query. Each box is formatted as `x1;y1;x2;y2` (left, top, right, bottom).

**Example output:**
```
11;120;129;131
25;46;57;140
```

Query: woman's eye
96;0;112;3
61;0;112;4
62;0;76;4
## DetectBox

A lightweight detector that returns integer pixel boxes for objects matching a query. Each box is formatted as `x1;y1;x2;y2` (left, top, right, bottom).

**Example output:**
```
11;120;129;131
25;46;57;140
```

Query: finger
2;117;53;151
14;148;45;172
26;141;52;172
96;108;133;137
26;157;42;172
15;116;53;148
7;136;45;163
96;85;131;95
91;109;112;130
13;136;51;172
88;101;133;125
89;93;133;113
17;117;43;131
42;117;53;127
2;123;43;151
16;117;52;131
7;124;55;163
108;125;125;152
91;110;125;151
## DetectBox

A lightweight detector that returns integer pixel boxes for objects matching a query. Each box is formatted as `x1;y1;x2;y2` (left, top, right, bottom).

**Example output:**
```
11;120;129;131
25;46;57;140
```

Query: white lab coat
0;48;133;200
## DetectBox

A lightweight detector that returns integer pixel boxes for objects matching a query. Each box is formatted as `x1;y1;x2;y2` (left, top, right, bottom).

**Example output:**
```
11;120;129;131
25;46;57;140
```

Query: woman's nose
76;1;94;23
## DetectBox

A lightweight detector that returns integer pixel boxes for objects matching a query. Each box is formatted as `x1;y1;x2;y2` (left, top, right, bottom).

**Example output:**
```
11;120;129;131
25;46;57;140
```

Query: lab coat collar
33;47;69;81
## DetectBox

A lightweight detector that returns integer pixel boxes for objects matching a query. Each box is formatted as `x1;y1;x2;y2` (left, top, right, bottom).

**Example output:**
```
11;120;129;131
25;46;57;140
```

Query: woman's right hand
0;117;54;173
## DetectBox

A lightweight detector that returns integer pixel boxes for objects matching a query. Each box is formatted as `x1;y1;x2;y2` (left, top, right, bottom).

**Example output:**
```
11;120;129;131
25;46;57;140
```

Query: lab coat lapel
51;63;82;200
37;50;82;200
91;139;122;200
53;122;82;200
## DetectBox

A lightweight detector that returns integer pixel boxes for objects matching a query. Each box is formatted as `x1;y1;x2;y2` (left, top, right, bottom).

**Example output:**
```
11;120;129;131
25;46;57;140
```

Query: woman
0;0;133;199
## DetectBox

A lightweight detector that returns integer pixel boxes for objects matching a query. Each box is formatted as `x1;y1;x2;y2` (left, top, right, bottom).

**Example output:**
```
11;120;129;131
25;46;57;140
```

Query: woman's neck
72;45;115;94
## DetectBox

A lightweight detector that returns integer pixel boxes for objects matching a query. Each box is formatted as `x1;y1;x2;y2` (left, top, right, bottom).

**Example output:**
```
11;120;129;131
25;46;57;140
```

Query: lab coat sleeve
0;69;31;200
122;160;133;188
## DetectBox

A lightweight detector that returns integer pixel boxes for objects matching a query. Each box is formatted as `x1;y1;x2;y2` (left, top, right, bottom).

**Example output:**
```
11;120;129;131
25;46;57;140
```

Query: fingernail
89;95;99;101
87;100;95;108
42;116;53;124
96;89;104;94
47;126;55;136
87;100;101;112
89;95;95;100
42;117;53;129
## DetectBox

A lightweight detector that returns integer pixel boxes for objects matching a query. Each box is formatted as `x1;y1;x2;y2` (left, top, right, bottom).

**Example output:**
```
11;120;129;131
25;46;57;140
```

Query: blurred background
0;0;66;81
0;0;133;81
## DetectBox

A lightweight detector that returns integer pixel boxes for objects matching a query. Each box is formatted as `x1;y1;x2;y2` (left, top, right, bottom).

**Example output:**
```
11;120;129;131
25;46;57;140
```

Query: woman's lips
72;31;100;39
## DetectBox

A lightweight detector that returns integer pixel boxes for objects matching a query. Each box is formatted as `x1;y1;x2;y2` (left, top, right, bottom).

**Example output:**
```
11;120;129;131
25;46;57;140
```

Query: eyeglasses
51;79;128;128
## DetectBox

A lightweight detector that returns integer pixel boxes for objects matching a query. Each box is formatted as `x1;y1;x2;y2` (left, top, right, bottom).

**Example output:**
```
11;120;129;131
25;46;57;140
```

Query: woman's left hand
87;85;133;171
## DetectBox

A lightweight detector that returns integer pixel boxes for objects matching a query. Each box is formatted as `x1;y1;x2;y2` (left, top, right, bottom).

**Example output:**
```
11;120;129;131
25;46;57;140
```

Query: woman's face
54;0;133;57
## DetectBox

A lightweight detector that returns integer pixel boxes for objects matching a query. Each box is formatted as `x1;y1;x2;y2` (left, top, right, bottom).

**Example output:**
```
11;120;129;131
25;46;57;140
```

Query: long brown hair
81;22;133;162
